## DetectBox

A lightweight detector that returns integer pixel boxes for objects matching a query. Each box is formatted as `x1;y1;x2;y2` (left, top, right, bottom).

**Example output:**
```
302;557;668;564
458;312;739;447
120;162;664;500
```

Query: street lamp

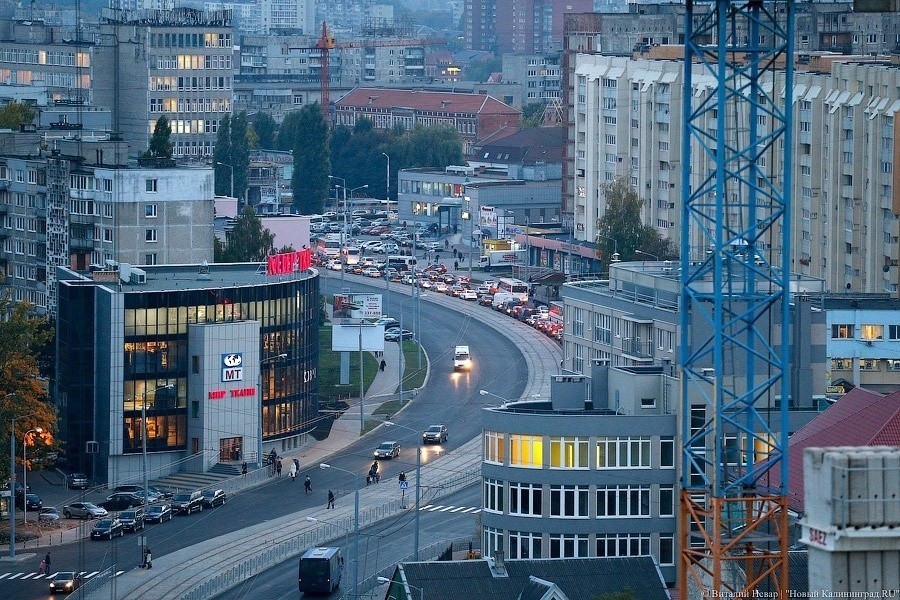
305;516;352;561
597;233;621;266
381;152;390;199
258;353;288;468
479;389;511;407
383;420;422;558
328;176;348;288
8;405;43;559
635;249;660;261
22;427;42;525
378;576;425;600
319;463;359;600
463;196;474;280
216;161;234;199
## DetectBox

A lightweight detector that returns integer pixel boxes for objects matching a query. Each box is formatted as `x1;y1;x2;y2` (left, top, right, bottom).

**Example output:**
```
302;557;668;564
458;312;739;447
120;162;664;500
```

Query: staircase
150;470;230;494
209;462;242;477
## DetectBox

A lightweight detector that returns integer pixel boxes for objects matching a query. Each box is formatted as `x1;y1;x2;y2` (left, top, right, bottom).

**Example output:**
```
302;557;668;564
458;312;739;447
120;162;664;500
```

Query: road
1;272;523;600
216;485;481;599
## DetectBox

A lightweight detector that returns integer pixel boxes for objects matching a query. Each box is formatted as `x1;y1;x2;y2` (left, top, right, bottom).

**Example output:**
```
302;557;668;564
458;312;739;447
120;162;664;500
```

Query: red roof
335;87;519;116
768;387;900;512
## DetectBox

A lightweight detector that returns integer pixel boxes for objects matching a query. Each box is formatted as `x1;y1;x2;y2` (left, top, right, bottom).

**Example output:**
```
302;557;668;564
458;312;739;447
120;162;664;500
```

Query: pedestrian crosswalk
0;570;124;581
418;504;481;514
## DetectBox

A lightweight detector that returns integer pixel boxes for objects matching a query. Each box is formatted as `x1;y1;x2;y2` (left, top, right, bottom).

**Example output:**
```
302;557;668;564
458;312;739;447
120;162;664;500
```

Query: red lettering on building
807;527;827;547
229;387;256;398
208;390;227;400
267;249;312;276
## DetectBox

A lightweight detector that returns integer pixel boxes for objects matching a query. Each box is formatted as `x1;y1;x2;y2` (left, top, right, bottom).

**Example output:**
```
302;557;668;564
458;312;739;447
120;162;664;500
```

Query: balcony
69;237;95;251
70;213;98;225
621;337;653;360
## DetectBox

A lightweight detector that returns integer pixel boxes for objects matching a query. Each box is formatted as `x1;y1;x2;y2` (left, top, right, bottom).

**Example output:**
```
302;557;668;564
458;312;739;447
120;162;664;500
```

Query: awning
848;91;864;107
804;85;822;101
791;83;808;103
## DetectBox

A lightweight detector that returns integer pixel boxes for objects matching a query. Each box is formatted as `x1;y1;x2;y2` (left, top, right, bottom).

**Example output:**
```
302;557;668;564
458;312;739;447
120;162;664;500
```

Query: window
145;203;158;218
659;485;675;516
832;358;849;371
596;533;650;558
483;527;503;560
889;325;900;340
659;535;675;565
145;229;158;243
549;534;589;558
484;478;504;512
509;482;542;516
860;324;883;340
509;434;542;468
549;437;589;469
145;253;157;265
509;531;542;559
831;324;853;339
660;436;675;468
640;398;656;409
484;431;505;464
596;485;650;517
550;485;589;518
146;179;158;192
596;436;651;468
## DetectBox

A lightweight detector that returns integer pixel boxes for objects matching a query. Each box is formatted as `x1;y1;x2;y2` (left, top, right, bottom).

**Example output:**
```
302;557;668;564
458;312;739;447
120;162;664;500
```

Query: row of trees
213;112;253;199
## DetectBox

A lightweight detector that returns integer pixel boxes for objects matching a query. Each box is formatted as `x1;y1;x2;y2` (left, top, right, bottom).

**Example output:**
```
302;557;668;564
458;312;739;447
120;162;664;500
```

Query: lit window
860;324;883;340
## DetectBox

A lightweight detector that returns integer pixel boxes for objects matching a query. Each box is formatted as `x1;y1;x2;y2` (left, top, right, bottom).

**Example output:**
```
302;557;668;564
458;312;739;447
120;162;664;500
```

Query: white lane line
449;506;469;513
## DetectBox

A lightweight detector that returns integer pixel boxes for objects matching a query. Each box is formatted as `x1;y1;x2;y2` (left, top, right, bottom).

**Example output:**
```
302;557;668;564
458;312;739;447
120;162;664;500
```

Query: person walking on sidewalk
305;476;312;493
379;359;386;371
145;548;152;569
293;457;300;473
44;553;51;575
241;461;247;476
290;461;297;481
276;458;283;477
327;490;335;509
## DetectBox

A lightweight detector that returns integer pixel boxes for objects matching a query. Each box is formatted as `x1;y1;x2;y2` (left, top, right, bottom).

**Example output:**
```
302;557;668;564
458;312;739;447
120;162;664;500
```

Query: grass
317;326;378;405
401;339;427;390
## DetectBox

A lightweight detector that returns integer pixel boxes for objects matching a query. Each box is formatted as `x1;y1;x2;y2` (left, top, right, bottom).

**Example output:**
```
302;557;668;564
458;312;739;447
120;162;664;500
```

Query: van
387;255;417;272
298;546;343;593
453;345;471;371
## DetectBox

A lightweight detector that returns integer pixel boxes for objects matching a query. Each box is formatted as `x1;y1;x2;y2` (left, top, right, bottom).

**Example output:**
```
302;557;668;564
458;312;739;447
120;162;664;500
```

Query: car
17;492;42;511
171;490;204;515
384;328;414;342
363;266;382;278
66;473;89;490
148;485;175;500
460;289;478;301
38;507;61;524
374;441;401;459
326;259;342;271
479;294;494;306
372;316;400;329
101;492;144;511
113;485;161;503
369;242;386;254
434;282;449;293
90;518;124;540
447;285;464;297
119;508;145;532
422;424;448;444
63;501;108;520
49;571;83;594
425;241;442;251
201;489;227;508
145;503;173;523
382;242;400;254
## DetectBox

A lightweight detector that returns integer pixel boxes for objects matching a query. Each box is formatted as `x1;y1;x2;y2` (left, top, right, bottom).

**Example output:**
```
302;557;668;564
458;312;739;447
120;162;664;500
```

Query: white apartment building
259;0;316;35
571;53;900;294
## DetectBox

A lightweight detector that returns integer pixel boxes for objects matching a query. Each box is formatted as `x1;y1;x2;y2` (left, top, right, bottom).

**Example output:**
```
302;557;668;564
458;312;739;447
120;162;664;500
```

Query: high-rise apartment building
464;0;592;54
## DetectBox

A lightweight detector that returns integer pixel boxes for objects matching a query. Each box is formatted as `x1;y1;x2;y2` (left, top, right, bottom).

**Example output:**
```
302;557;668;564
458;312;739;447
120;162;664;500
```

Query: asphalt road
216;485;482;599
1;272;524;600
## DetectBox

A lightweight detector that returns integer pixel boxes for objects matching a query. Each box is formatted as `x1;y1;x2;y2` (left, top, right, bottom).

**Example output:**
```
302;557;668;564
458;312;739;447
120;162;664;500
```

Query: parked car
63;502;107;520
148;485;175;500
119;508;145;532
17;492;42;510
90;518;124;540
372;316;400;329
49;572;83;594
172;490;204;515
201;489;227;508
144;504;173;523
101;492;144;511
38;507;61;524
66;473;89;490
374;441;401;459
384;328;414;342
422;424;448;444
114;485;161;503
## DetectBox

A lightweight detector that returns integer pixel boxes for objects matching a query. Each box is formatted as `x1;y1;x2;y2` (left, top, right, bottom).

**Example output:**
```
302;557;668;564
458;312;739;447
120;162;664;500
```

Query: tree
521;103;546;129
0;294;58;484
0;102;35;130
252;113;278;149
595;176;678;264
214;205;275;262
230;111;251;201
277;110;304;152
389;125;464;170
213;115;232;196
593;590;637;600
462;55;501;83
144;115;173;159
291;103;331;215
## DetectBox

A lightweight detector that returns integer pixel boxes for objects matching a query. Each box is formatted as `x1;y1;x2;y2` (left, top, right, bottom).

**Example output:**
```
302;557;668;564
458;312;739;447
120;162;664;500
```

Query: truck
477;249;526;271
453;345;471;371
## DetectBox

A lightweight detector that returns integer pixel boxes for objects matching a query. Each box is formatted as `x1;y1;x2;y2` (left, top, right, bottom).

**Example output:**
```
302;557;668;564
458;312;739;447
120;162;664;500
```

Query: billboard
333;294;382;319
332;323;386;352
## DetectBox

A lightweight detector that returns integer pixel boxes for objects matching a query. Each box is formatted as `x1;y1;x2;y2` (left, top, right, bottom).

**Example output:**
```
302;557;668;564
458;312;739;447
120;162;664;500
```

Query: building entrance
220;436;243;462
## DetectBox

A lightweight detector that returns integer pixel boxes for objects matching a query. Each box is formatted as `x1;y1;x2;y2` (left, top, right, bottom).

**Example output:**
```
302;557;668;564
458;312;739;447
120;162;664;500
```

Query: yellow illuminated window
550;437;588;468
861;324;883;340
509;434;543;468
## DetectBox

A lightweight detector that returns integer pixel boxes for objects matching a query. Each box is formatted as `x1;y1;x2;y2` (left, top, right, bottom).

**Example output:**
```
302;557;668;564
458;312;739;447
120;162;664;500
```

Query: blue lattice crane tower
679;1;793;597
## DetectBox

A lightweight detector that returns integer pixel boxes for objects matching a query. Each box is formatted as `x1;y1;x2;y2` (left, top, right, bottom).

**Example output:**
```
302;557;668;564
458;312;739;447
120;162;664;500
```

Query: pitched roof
766;387;900;512
393;556;669;600
335;87;519;116
475;127;564;164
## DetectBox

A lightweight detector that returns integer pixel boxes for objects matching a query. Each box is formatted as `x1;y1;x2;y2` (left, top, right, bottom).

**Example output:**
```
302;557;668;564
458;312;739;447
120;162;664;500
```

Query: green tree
389;124;464;170
0;294;58;484
252;113;278;149
291;103;331;215
596;176;678;264
521;102;545;128
593;590;637;600
0;102;35;130
144;115;173;159
230;111;251;200
277;110;304;152
462;55;501;83
213;114;233;196
214;205;275;262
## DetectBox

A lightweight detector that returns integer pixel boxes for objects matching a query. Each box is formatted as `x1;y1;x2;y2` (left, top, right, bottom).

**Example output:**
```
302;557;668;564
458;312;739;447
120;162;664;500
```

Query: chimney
490;550;508;578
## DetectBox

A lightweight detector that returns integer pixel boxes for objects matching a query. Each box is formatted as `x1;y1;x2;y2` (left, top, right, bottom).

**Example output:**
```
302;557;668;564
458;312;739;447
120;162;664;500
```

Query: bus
298;546;343;593
387;255;417;272
496;277;530;302
342;246;361;265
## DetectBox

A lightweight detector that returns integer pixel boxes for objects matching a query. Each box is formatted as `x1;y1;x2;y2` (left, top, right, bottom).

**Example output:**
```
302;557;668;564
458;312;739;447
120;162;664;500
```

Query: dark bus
298;546;343;594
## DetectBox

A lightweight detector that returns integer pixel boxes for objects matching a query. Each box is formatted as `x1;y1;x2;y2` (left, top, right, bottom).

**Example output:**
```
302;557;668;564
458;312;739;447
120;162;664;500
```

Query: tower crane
679;1;794;598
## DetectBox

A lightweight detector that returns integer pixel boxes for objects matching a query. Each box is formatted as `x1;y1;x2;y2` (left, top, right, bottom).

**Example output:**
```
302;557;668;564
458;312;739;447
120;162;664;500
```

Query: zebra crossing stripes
0;570;123;581
419;504;481;514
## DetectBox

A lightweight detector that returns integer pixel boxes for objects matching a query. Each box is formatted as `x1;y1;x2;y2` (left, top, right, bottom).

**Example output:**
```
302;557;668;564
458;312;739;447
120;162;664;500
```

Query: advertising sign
221;353;244;382
479;206;497;230
333;294;382;319
332;323;386;352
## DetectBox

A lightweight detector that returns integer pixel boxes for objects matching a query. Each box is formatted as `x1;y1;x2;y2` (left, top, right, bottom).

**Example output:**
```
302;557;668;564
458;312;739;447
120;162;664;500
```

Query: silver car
63;501;108;520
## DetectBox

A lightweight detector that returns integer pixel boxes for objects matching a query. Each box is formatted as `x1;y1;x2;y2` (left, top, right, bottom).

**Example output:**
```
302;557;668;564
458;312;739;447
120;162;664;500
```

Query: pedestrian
454;260;459;270
241;461;247;476
380;359;386;371
327;490;335;509
305;476;312;494
38;559;46;575
141;547;148;569
44;553;50;575
145;548;152;569
444;239;449;249
290;461;297;481
293;457;300;472
276;458;282;477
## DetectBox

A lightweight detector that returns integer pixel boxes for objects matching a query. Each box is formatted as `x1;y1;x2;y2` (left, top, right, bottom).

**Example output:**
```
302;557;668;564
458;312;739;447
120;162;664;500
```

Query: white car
460;289;478;301
363;267;382;278
326;260;342;271
369;242;386;254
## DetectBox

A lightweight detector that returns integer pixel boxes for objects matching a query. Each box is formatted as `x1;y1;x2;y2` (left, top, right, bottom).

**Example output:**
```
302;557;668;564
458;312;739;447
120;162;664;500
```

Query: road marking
419;504;481;513
0;570;122;582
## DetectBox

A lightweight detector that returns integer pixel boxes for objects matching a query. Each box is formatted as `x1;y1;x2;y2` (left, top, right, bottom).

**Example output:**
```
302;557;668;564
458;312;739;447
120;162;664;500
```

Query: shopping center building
55;261;319;486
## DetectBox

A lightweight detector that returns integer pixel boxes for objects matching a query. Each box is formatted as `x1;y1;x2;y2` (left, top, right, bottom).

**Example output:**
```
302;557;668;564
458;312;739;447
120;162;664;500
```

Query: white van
453;345;471;371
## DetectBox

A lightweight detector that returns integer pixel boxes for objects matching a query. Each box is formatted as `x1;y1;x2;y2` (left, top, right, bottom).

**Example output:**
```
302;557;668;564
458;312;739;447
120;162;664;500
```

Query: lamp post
257;353;287;469
383;420;422;558
319;463;359;600
328;176;348;288
8;406;43;559
381;152;390;199
378;576;425;600
216;161;234;199
22;427;42;525
597;234;621;272
305;516;351;561
635;249;660;261
464;196;474;281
